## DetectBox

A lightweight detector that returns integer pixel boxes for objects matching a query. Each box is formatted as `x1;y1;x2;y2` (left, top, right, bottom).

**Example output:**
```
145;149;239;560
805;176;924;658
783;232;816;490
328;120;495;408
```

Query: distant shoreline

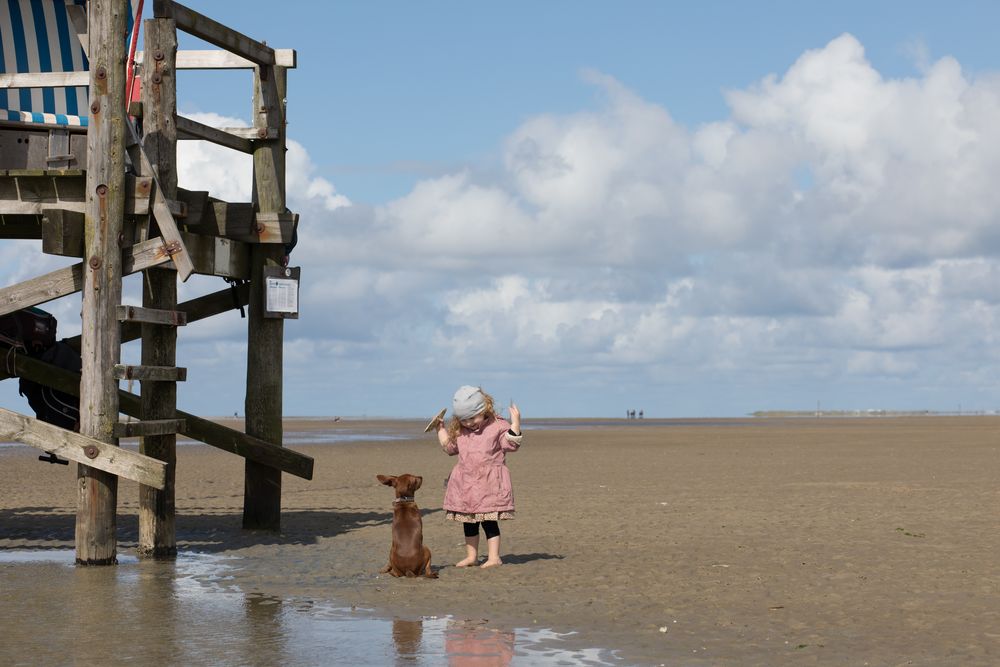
751;410;999;417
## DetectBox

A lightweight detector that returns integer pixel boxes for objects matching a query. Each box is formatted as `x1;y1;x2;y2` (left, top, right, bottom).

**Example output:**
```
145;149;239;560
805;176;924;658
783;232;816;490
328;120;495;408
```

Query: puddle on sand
1;550;620;666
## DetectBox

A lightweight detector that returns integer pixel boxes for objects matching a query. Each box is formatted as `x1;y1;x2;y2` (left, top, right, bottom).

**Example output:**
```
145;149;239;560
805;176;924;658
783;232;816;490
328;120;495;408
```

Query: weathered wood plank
113;364;187;382
137;48;296;69
0;71;89;88
244;63;289;530
139;18;180;559
175;115;254;153
41;209;86;256
153;0;276;67
126;119;195;281
0;238;174;319
0;342;314;480
115;418;185;438
0;263;84;318
116;304;188;326
179;231;251;279
60;283;250;352
254;211;297;244
0;408;167;490
78;0;129;565
0;173;151;219
122;236;181;274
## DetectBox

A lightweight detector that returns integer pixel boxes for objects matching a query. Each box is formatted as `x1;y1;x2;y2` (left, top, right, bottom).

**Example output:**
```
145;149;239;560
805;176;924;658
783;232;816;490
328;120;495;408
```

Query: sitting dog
377;473;437;578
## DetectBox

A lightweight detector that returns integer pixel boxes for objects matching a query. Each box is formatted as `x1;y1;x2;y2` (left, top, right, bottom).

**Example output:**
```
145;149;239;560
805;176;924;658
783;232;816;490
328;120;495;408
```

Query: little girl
437;385;522;568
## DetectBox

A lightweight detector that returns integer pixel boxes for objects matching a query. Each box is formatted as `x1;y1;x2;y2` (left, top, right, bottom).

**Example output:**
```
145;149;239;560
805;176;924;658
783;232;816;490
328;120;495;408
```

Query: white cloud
7;33;1000;417
276;33;1000;413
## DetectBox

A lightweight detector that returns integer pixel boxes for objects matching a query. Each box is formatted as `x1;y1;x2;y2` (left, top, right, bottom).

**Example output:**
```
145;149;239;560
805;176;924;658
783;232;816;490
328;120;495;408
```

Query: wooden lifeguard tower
0;0;313;564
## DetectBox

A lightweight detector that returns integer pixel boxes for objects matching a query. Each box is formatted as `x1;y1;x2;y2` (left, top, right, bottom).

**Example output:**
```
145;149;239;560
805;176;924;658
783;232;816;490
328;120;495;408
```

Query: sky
6;1;1000;418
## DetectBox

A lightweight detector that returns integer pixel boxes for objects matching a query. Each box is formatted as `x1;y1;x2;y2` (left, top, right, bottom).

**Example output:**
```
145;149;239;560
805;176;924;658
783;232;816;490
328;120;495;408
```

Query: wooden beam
176;188;252;237
113;364;187;382
126;120;195;281
175;115;254;153
0;173;151;219
65;2;89;58
0;408;167;490
0;263;83;318
122;236;182;274
62;283;250;351
0;237;175;318
244;63;289;530
153;0;276;67
0;71;90;88
0;343;314;480
115;418;185;438
117;305;188;326
32;205;248;278
179;231;251;279
42;209;86;256
137;49;297;69
78;0;129;565
254;212;297;244
139;18;181;558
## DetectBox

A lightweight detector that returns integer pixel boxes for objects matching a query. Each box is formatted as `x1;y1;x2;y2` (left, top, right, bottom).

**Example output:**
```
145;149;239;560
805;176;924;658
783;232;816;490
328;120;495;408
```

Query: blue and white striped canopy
0;0;138;127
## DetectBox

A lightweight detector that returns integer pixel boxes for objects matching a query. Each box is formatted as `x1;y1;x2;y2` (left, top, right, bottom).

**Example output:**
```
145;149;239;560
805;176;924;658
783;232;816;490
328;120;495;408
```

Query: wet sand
2;416;1000;665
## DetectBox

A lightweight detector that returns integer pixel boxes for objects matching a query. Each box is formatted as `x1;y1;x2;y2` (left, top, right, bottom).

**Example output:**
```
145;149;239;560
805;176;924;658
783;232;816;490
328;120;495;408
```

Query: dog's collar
393;496;416;504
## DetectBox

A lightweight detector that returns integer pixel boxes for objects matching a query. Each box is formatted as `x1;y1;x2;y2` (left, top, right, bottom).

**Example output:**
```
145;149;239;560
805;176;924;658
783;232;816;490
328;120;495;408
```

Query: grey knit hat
452;385;486;420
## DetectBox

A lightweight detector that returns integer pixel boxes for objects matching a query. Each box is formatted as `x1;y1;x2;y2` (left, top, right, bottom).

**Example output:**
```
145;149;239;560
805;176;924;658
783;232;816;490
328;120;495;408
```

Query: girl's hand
436;421;451;448
509;403;521;434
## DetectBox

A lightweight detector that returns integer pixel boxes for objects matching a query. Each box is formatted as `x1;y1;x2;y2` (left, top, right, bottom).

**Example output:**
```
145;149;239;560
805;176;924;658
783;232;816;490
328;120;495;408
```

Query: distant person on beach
436;385;522;568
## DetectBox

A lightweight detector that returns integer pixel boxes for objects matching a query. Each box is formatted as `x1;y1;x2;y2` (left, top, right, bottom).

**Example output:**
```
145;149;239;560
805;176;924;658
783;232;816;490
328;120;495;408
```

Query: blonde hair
447;390;495;441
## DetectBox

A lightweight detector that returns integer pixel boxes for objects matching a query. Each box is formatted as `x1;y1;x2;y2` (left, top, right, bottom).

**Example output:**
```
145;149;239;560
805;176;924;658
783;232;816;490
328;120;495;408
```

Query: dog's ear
376;474;395;486
413;475;422;491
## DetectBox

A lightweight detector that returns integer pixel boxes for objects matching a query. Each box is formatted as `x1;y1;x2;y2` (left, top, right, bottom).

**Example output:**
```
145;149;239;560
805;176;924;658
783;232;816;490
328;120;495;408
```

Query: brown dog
377;474;437;578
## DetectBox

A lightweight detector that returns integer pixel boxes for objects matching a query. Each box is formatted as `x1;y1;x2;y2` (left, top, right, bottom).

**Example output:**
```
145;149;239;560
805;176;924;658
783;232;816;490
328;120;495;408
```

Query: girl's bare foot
455;556;478;567
479;558;503;569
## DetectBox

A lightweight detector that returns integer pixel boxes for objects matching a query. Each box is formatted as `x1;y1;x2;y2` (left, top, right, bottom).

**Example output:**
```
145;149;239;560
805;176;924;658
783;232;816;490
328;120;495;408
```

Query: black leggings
463;520;500;539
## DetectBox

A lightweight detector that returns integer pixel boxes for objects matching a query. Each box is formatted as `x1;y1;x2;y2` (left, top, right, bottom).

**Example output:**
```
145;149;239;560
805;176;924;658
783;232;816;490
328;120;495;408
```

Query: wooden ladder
112;304;187;440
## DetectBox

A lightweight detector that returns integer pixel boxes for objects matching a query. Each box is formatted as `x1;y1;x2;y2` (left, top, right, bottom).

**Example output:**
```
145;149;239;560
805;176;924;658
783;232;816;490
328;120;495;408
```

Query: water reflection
391;618;516;666
392;618;424;664
444;619;515;666
1;551;616;665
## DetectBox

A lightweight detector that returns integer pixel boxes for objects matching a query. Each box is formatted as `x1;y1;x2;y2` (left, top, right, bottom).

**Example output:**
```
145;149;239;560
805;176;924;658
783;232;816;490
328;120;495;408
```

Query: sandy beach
2;416;999;665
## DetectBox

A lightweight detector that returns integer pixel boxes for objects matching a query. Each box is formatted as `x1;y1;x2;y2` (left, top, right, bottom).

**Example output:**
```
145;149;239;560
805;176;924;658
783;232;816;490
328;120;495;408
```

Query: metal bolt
96;184;108;197
89;256;102;270
151;72;162;85
90;100;101;114
96;66;107;80
153;50;165;62
84;445;98;459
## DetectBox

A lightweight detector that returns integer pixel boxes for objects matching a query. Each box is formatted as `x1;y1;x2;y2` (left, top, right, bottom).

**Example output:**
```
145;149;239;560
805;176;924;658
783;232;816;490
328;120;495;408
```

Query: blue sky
6;1;1000;419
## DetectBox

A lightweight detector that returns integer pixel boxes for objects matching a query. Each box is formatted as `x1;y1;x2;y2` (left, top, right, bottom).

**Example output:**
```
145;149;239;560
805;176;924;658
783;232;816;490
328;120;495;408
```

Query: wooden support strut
125;120;195;281
113;364;187;382
0;407;167;489
0;342;314;480
115;418;185;438
116;304;188;326
0;237;176;319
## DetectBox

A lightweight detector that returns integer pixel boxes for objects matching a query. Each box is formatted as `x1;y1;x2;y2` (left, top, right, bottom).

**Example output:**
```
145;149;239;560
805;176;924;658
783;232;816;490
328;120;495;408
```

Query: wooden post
77;0;128;565
243;63;287;530
137;18;178;558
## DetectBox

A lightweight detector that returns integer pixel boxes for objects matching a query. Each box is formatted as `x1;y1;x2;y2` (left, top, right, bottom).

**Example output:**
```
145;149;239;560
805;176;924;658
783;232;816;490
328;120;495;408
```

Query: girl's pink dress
442;416;522;522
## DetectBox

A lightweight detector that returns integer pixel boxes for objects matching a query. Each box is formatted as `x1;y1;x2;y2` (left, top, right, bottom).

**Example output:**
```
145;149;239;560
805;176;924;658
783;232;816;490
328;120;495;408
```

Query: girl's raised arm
509;403;521;435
